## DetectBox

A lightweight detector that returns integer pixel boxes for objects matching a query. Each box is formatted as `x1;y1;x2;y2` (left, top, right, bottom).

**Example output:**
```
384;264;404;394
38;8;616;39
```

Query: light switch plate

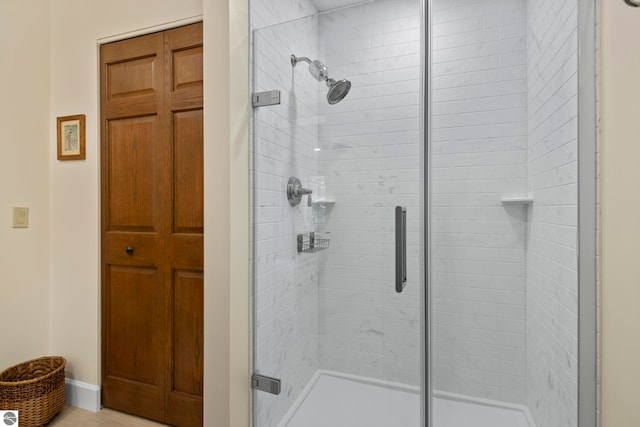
13;207;29;228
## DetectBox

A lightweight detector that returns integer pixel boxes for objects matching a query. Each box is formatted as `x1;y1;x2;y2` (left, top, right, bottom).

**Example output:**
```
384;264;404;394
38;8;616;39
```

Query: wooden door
100;22;203;427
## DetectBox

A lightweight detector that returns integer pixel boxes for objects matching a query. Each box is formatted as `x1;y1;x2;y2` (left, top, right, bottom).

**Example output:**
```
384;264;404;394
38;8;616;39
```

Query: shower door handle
395;206;407;293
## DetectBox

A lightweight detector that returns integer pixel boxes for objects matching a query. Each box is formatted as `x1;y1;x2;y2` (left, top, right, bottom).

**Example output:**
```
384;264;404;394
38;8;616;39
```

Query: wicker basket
0;356;66;427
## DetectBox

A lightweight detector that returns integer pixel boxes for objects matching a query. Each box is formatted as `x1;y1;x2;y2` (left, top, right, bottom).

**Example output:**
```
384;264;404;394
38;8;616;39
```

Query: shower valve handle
292;184;312;197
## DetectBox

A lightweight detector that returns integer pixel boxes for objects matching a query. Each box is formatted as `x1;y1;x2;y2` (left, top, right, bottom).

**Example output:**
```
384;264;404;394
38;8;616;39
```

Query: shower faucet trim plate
287;176;313;207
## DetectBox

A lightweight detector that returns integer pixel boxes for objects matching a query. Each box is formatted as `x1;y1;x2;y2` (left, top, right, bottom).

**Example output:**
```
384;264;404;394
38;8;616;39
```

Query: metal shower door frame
420;1;430;426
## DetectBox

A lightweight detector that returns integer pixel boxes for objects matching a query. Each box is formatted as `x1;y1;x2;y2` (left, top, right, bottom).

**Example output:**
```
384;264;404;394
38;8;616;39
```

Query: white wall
251;6;322;426
316;0;422;385
0;1;250;423
0;0;51;371
600;1;640;426
226;0;252;423
525;0;579;426
48;0;203;385
204;0;252;424
431;0;528;404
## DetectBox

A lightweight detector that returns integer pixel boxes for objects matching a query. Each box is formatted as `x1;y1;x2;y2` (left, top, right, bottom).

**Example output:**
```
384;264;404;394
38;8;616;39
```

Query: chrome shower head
326;78;351;105
291;54;351;104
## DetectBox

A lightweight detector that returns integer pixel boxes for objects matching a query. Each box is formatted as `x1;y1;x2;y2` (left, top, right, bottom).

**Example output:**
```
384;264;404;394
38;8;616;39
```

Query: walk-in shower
291;54;351;104
250;0;597;426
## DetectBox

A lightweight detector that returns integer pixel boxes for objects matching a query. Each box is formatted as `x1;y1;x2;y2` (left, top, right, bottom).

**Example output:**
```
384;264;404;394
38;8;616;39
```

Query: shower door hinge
252;374;281;395
252;90;281;108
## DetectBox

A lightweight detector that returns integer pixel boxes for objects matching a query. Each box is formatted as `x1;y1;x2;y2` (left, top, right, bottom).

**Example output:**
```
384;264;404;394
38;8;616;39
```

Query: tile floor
47;406;165;426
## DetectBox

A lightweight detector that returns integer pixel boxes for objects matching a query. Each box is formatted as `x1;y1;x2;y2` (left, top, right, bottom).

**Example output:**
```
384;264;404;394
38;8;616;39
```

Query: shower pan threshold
278;370;534;427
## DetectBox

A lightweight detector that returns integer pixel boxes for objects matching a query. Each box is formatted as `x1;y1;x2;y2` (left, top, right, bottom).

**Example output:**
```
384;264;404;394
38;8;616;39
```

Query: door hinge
252;374;281;395
252;90;281;108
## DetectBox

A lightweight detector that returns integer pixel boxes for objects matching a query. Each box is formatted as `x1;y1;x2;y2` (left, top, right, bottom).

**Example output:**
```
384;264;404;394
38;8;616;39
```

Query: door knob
125;246;134;255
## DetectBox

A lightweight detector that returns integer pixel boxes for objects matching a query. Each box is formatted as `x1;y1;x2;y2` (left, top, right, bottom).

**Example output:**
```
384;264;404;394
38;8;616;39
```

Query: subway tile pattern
251;0;316;29
251;2;321;426
526;0;579;426
431;0;529;404
316;0;423;386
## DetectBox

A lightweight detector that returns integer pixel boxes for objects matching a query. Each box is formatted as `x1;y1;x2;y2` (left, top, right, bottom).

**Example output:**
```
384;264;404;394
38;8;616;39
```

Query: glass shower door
251;1;424;426
428;1;587;427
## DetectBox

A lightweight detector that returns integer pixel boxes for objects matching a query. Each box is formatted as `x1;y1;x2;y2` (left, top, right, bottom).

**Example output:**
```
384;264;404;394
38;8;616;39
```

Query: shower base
278;370;534;427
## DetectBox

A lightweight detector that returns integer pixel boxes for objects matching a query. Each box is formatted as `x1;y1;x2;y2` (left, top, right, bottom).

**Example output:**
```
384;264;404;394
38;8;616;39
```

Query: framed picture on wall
57;114;86;160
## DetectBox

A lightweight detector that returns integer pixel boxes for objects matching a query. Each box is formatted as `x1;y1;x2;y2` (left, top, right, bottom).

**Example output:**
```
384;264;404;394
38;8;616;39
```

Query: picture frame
57;114;86;160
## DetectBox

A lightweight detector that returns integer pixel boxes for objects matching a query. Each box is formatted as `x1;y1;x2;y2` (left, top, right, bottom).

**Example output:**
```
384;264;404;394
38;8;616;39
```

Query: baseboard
65;379;100;413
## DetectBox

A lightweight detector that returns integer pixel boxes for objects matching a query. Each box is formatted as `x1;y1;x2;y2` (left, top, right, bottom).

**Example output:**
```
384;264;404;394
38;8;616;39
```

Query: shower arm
291;55;332;82
290;55;312;67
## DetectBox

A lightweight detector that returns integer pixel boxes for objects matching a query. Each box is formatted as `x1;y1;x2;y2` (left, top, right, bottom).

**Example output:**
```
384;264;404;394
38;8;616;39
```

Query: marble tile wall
315;0;423;386
251;2;321;426
431;0;529;404
526;0;579;426
251;0;316;29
